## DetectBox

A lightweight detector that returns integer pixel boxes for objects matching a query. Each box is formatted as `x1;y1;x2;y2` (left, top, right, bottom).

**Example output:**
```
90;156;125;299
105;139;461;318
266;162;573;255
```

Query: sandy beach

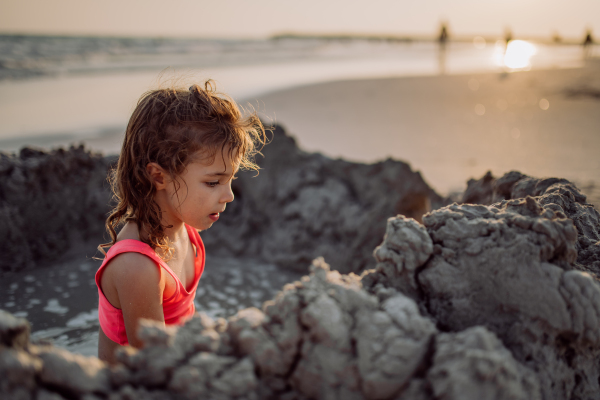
253;61;600;205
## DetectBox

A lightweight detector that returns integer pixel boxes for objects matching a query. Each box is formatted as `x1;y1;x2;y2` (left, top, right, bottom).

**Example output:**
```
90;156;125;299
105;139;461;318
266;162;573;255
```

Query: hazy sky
1;0;599;39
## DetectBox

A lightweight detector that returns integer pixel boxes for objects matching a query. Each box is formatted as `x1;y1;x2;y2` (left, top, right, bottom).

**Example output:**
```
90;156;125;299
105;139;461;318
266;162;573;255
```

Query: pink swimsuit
95;224;205;345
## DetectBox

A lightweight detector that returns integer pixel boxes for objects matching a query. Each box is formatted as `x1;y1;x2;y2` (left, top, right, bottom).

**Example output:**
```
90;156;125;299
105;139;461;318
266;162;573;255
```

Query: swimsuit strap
102;239;182;298
100;224;203;296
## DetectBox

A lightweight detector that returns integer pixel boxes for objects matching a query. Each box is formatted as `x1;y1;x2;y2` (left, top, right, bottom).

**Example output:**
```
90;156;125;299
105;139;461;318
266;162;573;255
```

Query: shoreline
0;40;593;144
0;60;598;204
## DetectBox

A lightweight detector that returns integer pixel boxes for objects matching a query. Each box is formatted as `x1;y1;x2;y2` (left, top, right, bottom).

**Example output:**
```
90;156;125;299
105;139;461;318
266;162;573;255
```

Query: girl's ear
146;163;168;190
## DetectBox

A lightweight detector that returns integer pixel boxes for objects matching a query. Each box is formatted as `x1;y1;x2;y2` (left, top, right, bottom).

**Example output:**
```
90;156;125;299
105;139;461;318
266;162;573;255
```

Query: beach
253;62;600;205
3;3;600;396
1;37;599;357
2;41;596;205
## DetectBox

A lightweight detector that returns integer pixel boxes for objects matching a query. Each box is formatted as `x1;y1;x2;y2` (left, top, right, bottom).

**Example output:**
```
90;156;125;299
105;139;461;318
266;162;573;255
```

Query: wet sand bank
253;61;600;205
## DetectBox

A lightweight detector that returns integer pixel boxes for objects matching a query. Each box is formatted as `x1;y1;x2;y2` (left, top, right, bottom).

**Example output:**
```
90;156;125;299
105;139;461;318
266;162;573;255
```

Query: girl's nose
222;185;234;203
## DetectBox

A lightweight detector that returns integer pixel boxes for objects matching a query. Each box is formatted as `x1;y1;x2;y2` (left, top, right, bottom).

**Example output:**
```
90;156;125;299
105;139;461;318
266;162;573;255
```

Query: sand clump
462;170;600;277
2;172;600;399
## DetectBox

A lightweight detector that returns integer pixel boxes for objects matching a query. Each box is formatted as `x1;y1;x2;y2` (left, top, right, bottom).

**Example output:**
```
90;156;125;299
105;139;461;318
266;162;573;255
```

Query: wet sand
0;242;302;356
253;61;600;206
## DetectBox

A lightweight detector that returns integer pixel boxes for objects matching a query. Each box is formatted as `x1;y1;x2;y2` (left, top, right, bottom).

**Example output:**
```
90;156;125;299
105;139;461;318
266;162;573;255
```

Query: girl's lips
209;213;220;222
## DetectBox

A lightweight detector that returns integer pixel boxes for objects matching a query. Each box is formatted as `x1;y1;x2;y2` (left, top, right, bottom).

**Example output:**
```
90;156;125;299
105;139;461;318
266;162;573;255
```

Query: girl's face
163;149;237;231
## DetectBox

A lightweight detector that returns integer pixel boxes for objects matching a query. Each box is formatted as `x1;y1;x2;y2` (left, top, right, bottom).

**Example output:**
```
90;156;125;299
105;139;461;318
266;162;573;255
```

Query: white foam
66;310;99;328
226;298;239;306
26;299;41;309
249;291;264;300
43;299;69;314
13;311;28;318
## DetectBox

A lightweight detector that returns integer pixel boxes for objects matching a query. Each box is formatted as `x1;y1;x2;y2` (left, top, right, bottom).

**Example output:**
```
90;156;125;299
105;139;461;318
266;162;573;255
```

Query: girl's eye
206;181;219;188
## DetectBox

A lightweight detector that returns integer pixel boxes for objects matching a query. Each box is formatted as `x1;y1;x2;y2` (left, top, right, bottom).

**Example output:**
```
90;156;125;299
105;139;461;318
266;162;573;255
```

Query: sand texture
0;147;116;272
0;127;447;274
2;173;600;399
203;125;446;274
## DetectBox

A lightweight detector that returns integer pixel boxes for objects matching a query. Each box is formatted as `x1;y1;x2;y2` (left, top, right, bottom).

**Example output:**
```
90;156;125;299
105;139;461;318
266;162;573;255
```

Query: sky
1;0;599;40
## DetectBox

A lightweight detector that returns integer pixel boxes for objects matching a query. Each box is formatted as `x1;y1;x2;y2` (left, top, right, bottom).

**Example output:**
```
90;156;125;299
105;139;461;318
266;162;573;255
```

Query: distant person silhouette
583;30;593;46
552;31;562;44
437;23;449;74
503;28;513;60
583;29;594;58
439;24;449;45
504;29;513;46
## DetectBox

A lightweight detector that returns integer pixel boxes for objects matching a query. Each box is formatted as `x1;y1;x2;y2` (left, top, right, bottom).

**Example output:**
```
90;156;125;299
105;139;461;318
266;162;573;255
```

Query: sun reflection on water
494;40;537;70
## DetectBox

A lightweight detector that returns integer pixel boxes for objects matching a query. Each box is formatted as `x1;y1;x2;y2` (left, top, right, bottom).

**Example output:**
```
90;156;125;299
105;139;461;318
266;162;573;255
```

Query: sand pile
2;175;599;400
204;124;446;274
0;125;446;274
0;146;116;272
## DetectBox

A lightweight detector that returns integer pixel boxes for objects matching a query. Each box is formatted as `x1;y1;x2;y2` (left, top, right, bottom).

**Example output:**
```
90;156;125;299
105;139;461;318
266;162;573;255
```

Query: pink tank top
95;224;205;345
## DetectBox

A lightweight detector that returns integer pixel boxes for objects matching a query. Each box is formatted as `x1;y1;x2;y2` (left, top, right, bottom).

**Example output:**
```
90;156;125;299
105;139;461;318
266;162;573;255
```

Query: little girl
95;81;266;363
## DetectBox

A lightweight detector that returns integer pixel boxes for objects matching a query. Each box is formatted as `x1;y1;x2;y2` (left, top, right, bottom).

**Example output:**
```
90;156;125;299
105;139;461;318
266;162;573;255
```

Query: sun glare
503;40;537;69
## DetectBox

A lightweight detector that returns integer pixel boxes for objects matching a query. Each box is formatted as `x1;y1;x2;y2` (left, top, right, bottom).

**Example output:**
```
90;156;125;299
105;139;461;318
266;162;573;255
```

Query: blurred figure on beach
504;27;513;51
438;23;449;45
438;22;449;74
552;31;562;44
504;28;513;45
502;27;514;61
583;29;594;59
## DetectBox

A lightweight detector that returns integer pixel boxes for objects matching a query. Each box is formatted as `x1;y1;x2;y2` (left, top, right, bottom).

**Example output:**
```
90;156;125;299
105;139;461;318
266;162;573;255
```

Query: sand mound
204;124;446;274
0;125;445;274
2;174;599;400
0;146;116;272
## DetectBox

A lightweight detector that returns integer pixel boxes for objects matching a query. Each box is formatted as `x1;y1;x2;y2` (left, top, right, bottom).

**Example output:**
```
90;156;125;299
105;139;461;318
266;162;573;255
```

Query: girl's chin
198;220;215;230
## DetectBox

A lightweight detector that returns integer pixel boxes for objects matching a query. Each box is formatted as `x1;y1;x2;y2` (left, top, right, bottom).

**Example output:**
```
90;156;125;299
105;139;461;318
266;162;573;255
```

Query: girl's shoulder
98;241;167;308
103;250;162;283
102;221;165;268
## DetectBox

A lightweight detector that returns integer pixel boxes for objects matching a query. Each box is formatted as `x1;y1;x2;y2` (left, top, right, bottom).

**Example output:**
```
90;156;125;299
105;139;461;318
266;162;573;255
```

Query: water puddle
0;250;303;356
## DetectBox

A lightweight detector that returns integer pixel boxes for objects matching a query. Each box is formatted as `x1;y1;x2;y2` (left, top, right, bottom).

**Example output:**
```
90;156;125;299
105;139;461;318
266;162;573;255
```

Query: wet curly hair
100;80;266;258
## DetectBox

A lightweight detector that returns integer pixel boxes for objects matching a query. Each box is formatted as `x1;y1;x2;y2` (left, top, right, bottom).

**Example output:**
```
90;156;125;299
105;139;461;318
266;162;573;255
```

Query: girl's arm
101;252;166;348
